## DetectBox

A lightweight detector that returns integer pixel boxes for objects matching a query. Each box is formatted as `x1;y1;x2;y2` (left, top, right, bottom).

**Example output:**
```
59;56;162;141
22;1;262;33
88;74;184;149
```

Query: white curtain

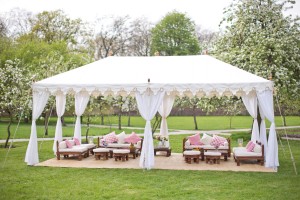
136;90;165;170
257;90;279;170
74;91;90;144
158;95;175;140
25;91;49;165
258;103;268;158
53;93;66;153
242;93;259;142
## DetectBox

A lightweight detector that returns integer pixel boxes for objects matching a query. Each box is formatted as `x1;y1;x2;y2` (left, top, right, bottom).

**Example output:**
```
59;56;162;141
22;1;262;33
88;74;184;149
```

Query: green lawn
0;132;299;200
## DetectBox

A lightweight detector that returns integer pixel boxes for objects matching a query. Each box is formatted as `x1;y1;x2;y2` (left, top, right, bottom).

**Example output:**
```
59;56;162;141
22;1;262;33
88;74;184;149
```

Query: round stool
113;149;130;161
183;151;200;164
93;148;110;160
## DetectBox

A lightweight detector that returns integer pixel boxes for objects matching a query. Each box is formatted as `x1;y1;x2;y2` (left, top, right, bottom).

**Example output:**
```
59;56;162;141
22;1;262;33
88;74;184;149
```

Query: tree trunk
85;115;90;143
44;112;49;136
127;111;131;127
118;112;122;130
193;106;198;130
101;115;104;125
61;116;66;126
4;114;13;148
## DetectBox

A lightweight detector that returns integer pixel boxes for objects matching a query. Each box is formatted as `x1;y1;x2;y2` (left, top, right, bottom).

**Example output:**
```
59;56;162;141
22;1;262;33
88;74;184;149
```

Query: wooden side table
154;147;171;157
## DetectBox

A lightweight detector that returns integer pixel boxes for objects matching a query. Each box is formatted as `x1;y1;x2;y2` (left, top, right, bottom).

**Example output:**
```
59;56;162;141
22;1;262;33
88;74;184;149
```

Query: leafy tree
214;0;300;120
151;11;200;55
28;10;84;45
0;59;34;147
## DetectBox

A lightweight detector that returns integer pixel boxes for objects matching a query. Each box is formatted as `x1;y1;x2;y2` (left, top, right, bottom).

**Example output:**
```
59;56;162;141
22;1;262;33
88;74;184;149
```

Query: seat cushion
93;148;110;153
113;149;130;154
183;151;200;155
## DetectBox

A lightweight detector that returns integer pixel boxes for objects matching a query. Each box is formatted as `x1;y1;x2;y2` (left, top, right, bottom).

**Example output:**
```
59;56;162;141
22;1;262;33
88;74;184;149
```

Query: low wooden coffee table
204;151;221;164
154;147;171;157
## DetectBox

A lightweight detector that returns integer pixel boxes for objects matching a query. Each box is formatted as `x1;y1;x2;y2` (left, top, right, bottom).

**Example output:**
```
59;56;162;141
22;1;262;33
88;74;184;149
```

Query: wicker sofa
233;141;264;166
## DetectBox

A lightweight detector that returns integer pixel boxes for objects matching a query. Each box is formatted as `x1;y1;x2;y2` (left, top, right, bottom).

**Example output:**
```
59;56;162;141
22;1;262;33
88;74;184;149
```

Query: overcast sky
0;0;299;31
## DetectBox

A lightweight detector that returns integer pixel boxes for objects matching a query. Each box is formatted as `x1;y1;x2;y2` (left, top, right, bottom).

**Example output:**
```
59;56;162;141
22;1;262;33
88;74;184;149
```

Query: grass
0;116;299;199
0;132;299;200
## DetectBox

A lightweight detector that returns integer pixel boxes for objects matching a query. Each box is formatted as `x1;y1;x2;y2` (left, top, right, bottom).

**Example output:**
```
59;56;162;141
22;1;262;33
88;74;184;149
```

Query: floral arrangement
154;135;168;142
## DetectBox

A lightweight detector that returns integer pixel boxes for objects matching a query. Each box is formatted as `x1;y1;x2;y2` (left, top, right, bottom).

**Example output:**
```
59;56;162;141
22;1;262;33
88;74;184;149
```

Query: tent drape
257;90;279;170
25;91;49;165
74;91;90;144
242;93;259;142
135;90;165;170
158;95;175;140
258;103;267;158
53;93;66;153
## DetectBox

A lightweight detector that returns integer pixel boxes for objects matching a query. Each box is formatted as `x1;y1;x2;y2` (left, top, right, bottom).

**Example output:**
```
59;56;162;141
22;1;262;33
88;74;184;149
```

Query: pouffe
113;149;130;161
204;151;221;164
183;151;201;164
93;148;110;160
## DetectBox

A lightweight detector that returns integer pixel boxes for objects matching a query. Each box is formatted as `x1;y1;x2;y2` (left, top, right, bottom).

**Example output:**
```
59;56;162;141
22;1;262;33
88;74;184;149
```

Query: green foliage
214;0;300;114
151;11;201;55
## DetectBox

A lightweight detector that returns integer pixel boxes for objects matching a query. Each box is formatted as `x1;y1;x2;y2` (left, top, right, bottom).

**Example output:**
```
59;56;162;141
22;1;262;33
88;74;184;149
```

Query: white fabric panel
158;95;175;140
242;93;259;142
53;93;66;153
258;103;267;158
25;91;49;165
74;91;90;144
136;90;165;170
257;90;279;170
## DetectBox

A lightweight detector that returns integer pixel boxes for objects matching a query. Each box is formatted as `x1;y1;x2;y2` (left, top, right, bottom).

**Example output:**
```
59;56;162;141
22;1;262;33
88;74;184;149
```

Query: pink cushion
188;133;203;145
246;141;253;149
124;132;141;144
247;142;256;152
65;139;73;148
74;137;80;145
104;132;118;143
210;135;227;147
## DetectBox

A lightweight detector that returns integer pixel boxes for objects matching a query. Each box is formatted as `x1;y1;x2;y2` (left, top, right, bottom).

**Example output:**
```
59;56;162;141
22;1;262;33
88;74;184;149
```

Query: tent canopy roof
33;55;273;97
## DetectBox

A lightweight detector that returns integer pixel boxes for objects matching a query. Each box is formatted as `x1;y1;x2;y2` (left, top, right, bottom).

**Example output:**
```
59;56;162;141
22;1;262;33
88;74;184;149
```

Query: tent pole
275;94;297;175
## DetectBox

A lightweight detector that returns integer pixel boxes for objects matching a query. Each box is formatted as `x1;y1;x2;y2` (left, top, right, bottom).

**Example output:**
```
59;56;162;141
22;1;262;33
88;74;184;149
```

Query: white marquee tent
25;55;279;170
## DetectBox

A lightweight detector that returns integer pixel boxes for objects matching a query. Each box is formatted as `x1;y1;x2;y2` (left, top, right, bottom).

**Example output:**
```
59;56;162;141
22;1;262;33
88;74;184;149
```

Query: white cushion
59;141;67;149
234;151;262;157
93;148;110;153
60;147;88;153
80;144;96;148
204;151;221;156
113;149;130;154
201;133;213;145
117;131;126;144
183;151;200;155
232;147;247;153
185;139;191;147
253;144;262;153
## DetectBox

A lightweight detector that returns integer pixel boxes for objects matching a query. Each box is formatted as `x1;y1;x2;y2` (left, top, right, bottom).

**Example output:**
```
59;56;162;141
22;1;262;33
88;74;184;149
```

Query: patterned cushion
246;142;256;152
210;135;227;146
65;139;73;148
246;141;253;149
124;132;141;144
74;137;80;145
104;132;118;143
201;133;213;145
188;133;203;145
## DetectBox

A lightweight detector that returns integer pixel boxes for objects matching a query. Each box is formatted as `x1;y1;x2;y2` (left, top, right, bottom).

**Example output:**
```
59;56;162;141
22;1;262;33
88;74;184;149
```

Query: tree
0;59;33;148
128;17;153;56
214;0;300;119
29;10;84;45
151;11;201;55
92;16;131;60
